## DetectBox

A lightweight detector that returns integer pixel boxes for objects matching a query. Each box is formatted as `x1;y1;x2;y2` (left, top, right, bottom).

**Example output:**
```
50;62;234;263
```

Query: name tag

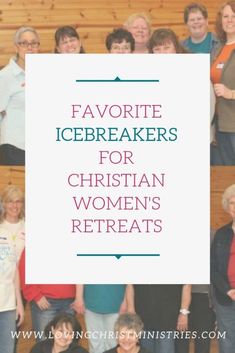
216;62;224;69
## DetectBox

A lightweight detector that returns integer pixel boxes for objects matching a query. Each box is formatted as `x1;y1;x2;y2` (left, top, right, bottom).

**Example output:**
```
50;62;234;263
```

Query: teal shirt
183;32;212;53
84;285;126;314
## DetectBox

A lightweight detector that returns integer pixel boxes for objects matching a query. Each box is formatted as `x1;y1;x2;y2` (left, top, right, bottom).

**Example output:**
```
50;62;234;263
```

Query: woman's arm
72;285;85;314
214;83;235;100
125;284;135;313
15;268;24;326
176;284;191;331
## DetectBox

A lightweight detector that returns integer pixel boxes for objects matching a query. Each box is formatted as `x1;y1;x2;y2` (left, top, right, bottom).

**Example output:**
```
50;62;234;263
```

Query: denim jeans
30;298;74;341
85;309;119;353
0;310;16;353
217;131;235;165
214;298;235;353
141;331;175;353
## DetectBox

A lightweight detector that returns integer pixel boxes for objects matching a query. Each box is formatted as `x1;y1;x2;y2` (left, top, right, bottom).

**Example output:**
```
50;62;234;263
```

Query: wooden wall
0;165;232;231
0;0;224;67
0;2;233;353
211;167;235;230
0;166;25;190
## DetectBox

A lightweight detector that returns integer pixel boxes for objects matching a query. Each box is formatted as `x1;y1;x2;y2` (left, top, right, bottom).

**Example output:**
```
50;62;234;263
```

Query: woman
30;312;88;353
0;185;25;353
148;28;188;54
55;26;85;53
105;28;135;53
75;284;129;353
124;13;151;53
211;184;235;352
0;26;40;165
104;312;148;353
19;249;78;341
211;1;235;165
128;284;191;353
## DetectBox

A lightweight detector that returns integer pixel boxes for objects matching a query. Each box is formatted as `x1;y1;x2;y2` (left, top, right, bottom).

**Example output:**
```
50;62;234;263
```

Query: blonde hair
0;185;25;222
124;13;151;33
222;184;235;211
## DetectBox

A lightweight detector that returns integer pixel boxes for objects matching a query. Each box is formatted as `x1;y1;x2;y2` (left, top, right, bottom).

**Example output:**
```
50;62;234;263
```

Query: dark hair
215;1;235;43
44;313;82;347
184;2;208;23
54;25;85;53
105;28;135;52
148;28;188;53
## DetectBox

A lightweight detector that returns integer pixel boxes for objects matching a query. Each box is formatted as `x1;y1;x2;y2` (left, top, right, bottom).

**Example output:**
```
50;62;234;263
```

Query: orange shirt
211;43;235;84
228;235;235;289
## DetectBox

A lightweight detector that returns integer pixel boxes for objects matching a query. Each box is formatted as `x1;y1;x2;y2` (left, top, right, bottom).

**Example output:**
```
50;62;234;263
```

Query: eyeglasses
17;41;40;48
111;44;132;53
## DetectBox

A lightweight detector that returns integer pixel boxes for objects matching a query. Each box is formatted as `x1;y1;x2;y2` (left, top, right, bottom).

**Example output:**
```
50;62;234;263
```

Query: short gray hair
114;313;144;337
14;26;39;45
222;184;235;211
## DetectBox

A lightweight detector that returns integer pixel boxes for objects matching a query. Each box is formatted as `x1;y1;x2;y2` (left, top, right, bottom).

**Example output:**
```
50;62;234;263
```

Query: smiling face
110;40;132;53
118;327;139;352
227;196;235;220
129;17;150;47
56;35;81;53
187;10;208;41
152;40;176;53
4;198;23;223
15;31;40;66
222;5;235;37
52;323;74;351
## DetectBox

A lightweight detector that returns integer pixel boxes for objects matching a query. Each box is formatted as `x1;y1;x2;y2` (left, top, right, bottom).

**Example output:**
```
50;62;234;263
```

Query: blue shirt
182;32;219;55
84;284;126;314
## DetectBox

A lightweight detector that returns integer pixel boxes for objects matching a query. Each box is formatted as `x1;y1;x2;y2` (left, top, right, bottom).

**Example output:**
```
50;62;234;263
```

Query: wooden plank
211;167;235;229
0;166;25;190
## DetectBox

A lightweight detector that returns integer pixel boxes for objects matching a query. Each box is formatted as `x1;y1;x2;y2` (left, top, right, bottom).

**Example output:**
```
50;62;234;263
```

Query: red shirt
228;235;235;288
19;249;76;302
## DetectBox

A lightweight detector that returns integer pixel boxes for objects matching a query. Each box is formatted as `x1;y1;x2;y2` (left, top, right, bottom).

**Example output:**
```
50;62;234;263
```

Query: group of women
0;183;235;353
1;1;235;353
0;1;235;165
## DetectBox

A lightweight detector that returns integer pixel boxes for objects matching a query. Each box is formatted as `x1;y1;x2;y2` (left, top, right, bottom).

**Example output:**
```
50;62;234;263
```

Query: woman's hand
177;313;188;331
227;289;235;301
16;300;24;327
71;298;85;315
36;296;50;310
214;84;233;99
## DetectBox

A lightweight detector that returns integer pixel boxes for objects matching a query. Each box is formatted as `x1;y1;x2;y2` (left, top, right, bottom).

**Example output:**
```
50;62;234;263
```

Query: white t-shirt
0;219;25;312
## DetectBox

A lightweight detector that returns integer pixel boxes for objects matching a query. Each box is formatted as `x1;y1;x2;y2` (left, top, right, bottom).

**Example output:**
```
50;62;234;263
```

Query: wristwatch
179;308;190;315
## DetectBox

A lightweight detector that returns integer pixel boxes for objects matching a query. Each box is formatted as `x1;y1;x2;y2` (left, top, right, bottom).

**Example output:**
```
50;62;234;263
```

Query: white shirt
0;58;25;150
0;220;25;312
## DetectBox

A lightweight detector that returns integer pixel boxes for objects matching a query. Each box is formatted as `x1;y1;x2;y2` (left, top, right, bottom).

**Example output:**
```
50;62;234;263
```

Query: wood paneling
0;2;231;353
0;0;225;66
0;166;25;190
211;167;235;230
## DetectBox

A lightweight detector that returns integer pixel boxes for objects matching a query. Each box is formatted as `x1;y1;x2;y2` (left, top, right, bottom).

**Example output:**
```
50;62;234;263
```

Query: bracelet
180;308;190;315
